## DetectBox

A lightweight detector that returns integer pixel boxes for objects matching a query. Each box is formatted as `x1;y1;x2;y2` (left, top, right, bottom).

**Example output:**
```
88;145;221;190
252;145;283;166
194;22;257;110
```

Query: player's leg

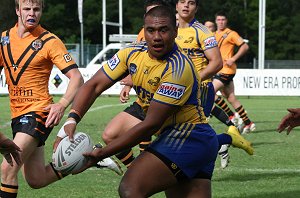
118;151;177;197
102;102;144;168
222;81;256;134
119;123;219;197
21;143;60;188
213;74;238;125
165;179;211;198
0;112;58;197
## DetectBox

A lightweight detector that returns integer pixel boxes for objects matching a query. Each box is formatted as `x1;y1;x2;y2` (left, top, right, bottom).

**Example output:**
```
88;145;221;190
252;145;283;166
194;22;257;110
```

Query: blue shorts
200;82;215;117
146;123;218;180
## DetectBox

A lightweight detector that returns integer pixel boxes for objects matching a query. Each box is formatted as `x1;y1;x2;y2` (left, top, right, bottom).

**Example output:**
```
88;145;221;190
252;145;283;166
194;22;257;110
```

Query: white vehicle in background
86;34;137;70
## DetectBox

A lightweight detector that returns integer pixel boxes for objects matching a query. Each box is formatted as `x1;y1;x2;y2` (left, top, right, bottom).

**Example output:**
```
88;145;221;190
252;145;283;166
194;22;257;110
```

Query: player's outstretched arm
72;100;178;174
278;108;300;134
54;69;115;148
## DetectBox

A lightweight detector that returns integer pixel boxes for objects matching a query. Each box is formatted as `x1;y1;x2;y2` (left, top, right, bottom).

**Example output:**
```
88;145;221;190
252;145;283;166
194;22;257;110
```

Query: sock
0;183;18;198
115;149;135;168
235;105;251;125
139;136;152;153
217;133;232;150
211;106;234;126
215;96;234;117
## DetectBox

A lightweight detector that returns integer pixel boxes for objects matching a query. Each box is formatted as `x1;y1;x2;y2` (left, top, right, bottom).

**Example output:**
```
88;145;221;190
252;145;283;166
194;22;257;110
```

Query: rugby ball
52;132;93;174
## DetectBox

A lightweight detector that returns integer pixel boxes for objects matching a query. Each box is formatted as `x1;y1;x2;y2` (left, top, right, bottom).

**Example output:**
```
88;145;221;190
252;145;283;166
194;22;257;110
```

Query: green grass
1;96;300;198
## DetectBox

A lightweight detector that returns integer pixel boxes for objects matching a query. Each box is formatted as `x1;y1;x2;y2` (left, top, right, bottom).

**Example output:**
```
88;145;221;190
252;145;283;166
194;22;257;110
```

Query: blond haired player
0;0;84;196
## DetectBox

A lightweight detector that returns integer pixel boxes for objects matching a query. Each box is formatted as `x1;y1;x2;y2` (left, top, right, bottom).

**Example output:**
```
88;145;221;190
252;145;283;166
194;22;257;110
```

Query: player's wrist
68;109;82;123
59;97;70;108
57;119;77;138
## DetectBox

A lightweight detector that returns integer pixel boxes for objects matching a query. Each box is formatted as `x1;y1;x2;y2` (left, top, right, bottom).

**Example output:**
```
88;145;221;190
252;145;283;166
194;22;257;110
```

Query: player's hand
44;103;66;128
120;75;133;87
119;85;132;103
278;108;300;134
72;148;103;174
0;139;22;166
53;119;77;152
225;58;235;66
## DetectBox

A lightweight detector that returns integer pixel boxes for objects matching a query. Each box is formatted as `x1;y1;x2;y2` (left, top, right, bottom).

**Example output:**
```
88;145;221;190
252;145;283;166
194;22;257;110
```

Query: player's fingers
4;154;13;166
11;152;22;166
53;137;63;152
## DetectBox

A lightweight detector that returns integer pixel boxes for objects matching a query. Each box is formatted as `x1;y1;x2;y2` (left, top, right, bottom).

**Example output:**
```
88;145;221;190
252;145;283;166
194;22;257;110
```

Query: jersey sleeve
153;59;195;106
101;48;129;82
47;37;78;74
196;28;218;51
230;31;244;47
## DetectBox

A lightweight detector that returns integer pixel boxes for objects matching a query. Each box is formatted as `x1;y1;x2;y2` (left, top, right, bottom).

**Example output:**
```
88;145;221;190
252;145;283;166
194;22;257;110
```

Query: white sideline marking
0;103;128;128
219;168;300;173
88;103;128;112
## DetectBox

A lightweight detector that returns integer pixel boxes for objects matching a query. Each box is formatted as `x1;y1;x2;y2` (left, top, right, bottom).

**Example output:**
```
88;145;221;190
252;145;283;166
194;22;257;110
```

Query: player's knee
102;130;115;144
118;179;144;198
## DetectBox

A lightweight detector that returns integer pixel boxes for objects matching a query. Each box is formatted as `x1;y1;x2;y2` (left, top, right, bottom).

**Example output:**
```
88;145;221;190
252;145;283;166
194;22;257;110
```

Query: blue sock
217;133;232;149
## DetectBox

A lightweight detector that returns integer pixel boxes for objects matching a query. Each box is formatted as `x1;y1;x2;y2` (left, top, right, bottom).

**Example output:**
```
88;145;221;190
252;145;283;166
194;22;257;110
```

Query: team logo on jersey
107;54;120;70
148;77;160;86
204;36;218;48
222;33;228;39
63;53;72;63
129;63;137;75
156;82;186;100
184;37;194;43
32;39;43;51
1;36;10;46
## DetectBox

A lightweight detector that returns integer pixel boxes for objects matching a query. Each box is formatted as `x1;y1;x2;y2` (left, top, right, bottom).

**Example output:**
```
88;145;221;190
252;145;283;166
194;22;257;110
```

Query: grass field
1;95;300;198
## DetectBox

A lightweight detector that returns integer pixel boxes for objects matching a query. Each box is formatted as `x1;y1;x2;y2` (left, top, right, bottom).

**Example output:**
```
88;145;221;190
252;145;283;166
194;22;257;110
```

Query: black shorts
11;112;53;147
213;73;235;85
123;102;146;121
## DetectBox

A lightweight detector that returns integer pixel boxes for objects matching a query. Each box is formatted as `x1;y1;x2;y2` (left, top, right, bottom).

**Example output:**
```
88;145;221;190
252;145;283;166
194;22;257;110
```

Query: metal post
119;0;123;36
78;0;84;66
102;0;106;49
258;0;266;69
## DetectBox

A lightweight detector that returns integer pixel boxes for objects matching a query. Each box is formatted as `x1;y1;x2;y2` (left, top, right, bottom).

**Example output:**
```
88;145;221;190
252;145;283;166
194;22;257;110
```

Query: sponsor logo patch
204;36;218;48
156;82;186;100
129;63;137;75
1;36;9;45
63;53;72;63
32;39;43;51
107;54;120;70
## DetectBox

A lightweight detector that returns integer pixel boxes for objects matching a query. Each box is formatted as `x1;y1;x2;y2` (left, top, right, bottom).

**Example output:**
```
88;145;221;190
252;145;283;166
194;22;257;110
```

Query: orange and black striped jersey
136;28;145;42
0;24;78;118
215;27;245;74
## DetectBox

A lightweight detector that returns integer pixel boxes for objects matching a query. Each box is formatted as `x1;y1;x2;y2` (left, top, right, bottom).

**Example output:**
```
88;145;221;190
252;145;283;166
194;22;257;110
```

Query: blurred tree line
0;0;299;61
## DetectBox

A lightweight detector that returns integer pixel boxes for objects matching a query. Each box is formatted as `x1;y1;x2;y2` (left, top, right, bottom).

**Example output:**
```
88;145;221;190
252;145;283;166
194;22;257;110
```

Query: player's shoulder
191;20;211;34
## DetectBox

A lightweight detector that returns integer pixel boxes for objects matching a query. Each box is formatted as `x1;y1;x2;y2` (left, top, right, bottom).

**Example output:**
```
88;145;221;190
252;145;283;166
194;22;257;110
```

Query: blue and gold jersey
102;41;207;126
176;19;218;80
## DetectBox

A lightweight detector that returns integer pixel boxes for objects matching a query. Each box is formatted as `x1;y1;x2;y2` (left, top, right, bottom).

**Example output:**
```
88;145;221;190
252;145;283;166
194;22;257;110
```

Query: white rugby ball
52;132;93;174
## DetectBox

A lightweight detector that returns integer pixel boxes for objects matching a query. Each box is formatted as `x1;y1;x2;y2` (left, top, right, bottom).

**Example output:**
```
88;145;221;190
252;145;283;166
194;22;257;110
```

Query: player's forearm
232;43;249;62
59;72;84;108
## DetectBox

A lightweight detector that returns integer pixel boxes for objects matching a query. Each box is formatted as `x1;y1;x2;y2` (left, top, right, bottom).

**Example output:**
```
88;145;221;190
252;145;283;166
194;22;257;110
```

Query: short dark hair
215;11;228;19
15;0;45;9
175;0;199;7
144;0;169;12
144;6;176;28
